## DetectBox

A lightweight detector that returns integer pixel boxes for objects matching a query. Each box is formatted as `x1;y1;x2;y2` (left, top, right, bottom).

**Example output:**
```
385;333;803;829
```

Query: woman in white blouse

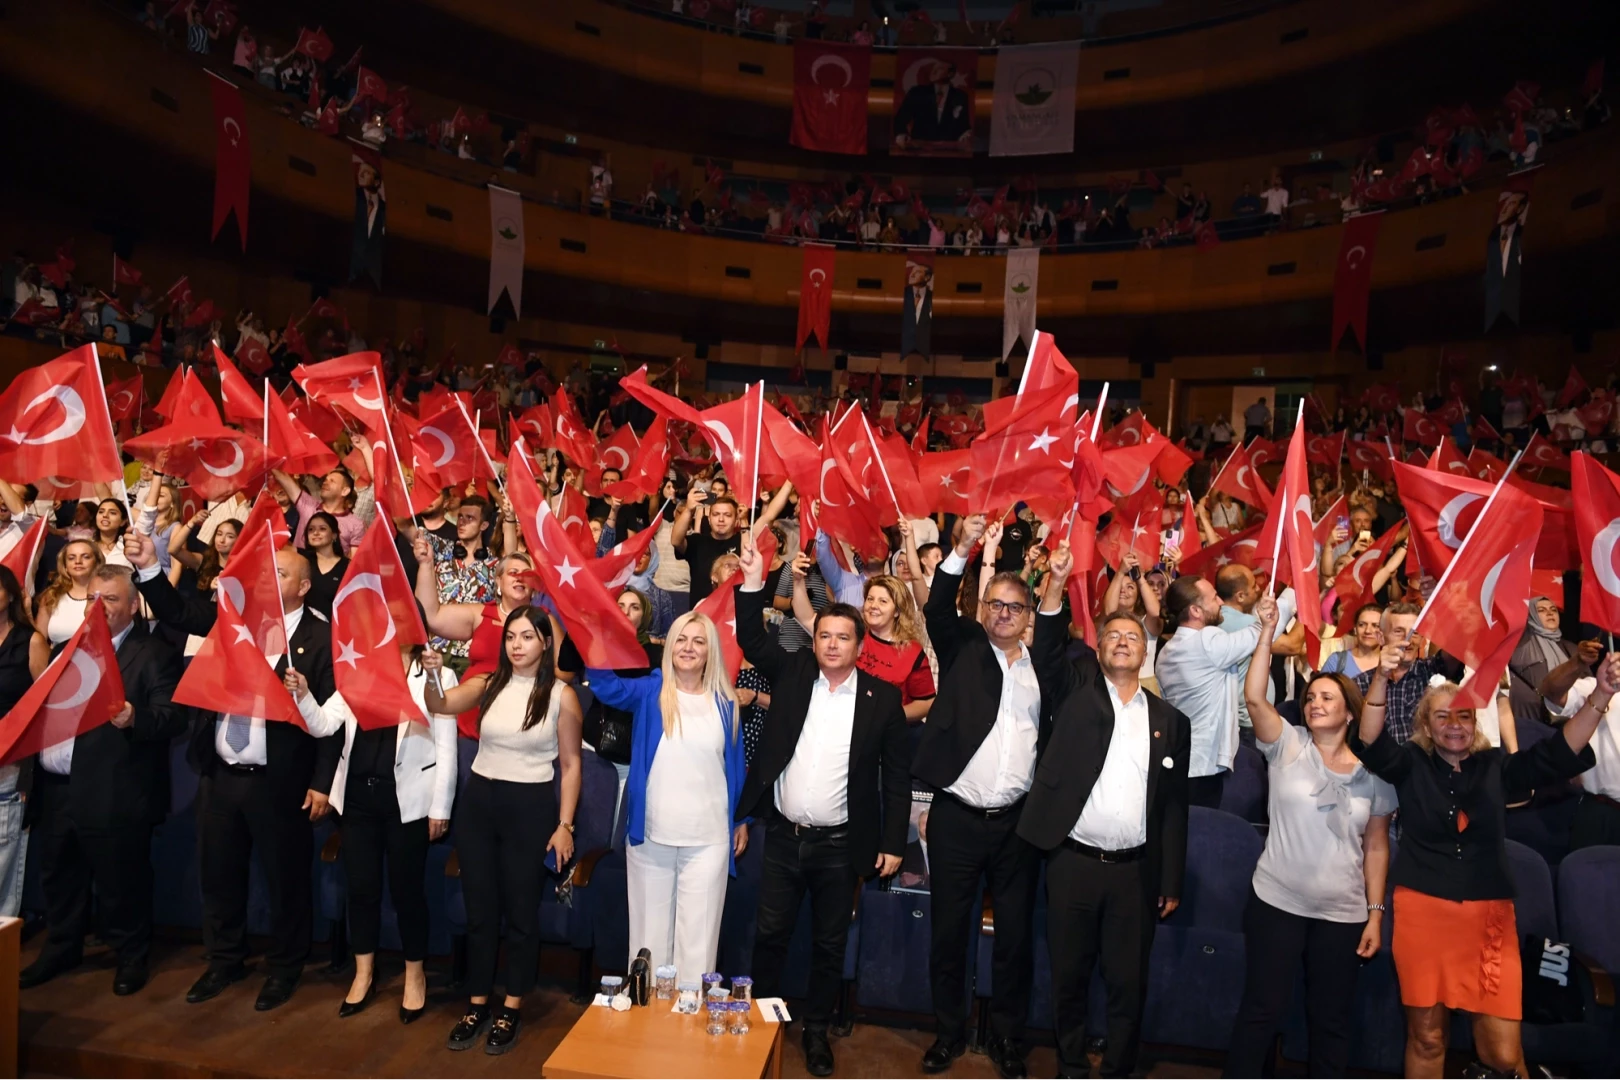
301;643;458;1024
423;607;581;1057
1224;594;1396;1077
34;539;103;644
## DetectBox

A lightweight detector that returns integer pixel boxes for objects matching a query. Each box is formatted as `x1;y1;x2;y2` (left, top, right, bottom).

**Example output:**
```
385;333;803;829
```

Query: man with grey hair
20;564;189;997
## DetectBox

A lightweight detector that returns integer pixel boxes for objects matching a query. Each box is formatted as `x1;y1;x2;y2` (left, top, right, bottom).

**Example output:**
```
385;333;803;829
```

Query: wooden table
542;999;783;1079
0;916;17;1078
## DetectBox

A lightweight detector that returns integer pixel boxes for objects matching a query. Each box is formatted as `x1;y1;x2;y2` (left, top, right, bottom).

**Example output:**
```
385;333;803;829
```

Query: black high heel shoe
400;1002;427;1025
338;979;375;1018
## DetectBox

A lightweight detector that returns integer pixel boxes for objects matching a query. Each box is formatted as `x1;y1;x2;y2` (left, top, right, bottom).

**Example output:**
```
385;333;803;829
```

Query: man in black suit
126;531;340;1011
911;515;1044;1078
893;59;973;149
1484;187;1528;330
1022;543;1190;1079
20;567;188;996
734;535;910;1078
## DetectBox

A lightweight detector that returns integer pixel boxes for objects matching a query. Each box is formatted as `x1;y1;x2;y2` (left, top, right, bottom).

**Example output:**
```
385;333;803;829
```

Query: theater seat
1558;846;1620;974
715;820;766;978
1218;744;1269;825
855;885;957;1018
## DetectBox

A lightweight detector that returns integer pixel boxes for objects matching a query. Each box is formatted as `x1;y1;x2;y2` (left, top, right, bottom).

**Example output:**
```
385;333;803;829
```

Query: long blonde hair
657;610;738;741
36;539;103;620
1409;683;1493;756
864;574;923;646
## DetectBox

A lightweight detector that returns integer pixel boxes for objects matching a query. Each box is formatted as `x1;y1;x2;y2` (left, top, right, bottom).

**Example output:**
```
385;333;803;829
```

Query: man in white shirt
1542;657;1620;848
1019;543;1190;1079
911;515;1042;1078
1262;180;1291;221
734;537;910;1078
1156;575;1295;808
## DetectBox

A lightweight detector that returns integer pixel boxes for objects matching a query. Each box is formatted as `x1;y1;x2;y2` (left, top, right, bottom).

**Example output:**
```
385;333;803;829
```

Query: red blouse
857;635;935;707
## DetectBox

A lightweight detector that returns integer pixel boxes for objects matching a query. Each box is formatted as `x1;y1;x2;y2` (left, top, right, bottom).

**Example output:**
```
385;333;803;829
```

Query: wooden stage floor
16;933;1218;1078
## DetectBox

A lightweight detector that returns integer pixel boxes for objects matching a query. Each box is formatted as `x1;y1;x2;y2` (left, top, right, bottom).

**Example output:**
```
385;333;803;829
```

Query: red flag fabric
1346;438;1395;481
0;517;49;602
549;389;599;471
1415;482;1540;709
1019;332;1078;397
1306;430;1346;468
816;416;887;559
593;423;641;479
1313;494;1348;555
166;367;219;423
237;486;291;551
1096;411;1155;450
790;41;871;155
413;403;484;488
1395;461;1491;575
293;352;387;433
1177;494;1202;558
1099;439;1162;503
694;574;743;683
604;416;670;502
0;599;126;766
508;449;647;669
332;518;429;729
1522;431;1571;471
113;255;143;287
1430;437;1472;477
796;245;836;353
208;75;250;251
1177;523;1265;582
265;384;339;477
294;26;334;61
1262;419;1324;659
211;343;263;424
969;380;1076;517
1470;414;1501;444
355;66;389;104
123;415;277;501
215;521;287;655
0;344;122;483
1557;366;1588;408
1332;520;1406;632
235;334;272;377
588;520;662;592
1402;409;1445;447
1194;221;1221;252
106;374;145;423
1331;211;1382;352
698;385;774;508
1468;446;1507;481
1244;437;1282;469
555;484;594;553
1573;452;1620;634
1208;442;1274;509
174;591;305;727
918;449;972;515
1096;497;1163;572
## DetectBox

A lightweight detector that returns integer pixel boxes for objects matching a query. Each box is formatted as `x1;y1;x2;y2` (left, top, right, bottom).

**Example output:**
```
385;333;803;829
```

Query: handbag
583;697;633;766
628;948;653;1006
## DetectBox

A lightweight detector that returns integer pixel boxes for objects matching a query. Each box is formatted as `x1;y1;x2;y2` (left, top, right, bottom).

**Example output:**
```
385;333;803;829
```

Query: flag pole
1091;383;1110;441
372;367;418;528
1413;450;1524;628
455;394;506;502
1265;401;1306;597
749;381;764;532
859;409;903;521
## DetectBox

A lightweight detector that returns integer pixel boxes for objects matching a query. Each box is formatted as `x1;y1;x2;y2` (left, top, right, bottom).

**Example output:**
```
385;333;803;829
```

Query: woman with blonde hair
791;560;936;721
34;539;104;644
584;610;748;983
1355;648;1614;1079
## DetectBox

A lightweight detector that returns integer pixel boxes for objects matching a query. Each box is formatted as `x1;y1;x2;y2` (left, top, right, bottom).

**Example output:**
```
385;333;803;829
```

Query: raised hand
1046;541;1074;582
1378;642;1404;677
1254;593;1279;631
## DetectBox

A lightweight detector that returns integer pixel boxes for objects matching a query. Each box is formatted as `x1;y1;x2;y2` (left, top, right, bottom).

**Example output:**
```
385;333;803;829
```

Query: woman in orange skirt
1354;647;1615;1078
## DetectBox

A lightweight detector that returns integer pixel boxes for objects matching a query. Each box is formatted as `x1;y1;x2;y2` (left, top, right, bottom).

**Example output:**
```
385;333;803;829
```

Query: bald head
1215;563;1257;613
276;546;312;608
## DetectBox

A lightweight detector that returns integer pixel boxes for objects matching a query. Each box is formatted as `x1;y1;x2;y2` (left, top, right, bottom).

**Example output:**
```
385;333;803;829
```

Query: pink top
294;492;365;554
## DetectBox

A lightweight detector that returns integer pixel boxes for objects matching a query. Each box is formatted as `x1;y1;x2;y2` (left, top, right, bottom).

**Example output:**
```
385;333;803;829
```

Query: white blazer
319;667;459;823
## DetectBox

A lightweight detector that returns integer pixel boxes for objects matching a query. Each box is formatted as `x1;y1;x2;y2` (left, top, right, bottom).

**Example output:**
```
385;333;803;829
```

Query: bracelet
1367;902;1387;913
558;821;575;833
1364;700;1386;707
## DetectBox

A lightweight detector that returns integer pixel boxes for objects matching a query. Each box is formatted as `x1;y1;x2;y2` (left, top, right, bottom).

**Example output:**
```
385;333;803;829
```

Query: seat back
1506;838;1558;943
1557;845;1620;973
1164;807;1263;931
1218;744;1269;825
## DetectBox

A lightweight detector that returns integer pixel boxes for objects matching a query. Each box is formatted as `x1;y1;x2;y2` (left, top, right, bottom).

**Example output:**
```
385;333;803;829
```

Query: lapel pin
1153;730;1161;738
1162;756;1174;769
297;647;305;655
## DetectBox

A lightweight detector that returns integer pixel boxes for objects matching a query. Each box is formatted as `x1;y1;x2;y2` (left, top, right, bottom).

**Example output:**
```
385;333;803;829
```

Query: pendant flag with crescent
208;73;250;251
796;245;836;353
1330;211;1382;353
212;343;265;425
0;599;126;766
123;414;280;501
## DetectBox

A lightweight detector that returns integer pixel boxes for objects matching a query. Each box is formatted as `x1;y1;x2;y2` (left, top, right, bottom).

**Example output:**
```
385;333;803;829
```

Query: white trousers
625;838;729;984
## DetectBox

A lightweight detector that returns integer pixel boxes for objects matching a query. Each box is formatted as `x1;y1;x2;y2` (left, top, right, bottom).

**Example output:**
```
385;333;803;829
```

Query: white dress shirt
1546;676;1620;799
214;605;319;766
775;671;858;827
1069;680;1151;850
1157;590;1295;778
946;641;1040;809
40;622;135;776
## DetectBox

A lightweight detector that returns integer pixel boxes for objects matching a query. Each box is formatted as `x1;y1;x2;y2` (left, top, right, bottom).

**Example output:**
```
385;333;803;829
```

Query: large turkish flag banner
209;73;250;251
796;245;836;353
790;41;871;155
1331;211;1382;352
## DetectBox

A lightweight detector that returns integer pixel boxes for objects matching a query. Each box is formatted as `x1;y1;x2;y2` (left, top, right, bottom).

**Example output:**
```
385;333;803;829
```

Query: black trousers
751;819;858;1032
1046;846;1155;1079
926;794;1038;1043
1570;795;1620;850
1187;771;1227;809
340;775;431;960
1225;889;1365;1077
33;773;155;969
456;773;555;1000
197;766;313;978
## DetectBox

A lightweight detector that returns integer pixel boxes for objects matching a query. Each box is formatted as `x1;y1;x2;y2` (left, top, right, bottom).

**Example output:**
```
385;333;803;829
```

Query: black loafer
185;963;248;1004
485;1007;520;1055
922;1037;966;1073
447;1004;490;1051
19;952;80;990
803;1028;835;1078
338;979;374;1017
987;1037;1029;1079
254;974;300;1011
112;964;149;997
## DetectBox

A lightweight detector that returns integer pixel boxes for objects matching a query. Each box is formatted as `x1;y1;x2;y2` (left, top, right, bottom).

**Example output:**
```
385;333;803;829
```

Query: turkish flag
796;245;836;353
1020;332;1078;396
0;344;122;484
216;520;288;655
1578;395;1616;436
1246;437;1281;468
1331;211;1382;352
265;384;339;477
1402;408;1445;447
164;367;219;423
293;352;387;433
875;428;930;520
1177;523;1265;582
1468;446;1507;481
0;517;49;602
414;403;484;488
1470;414;1501;444
1178;495;1202;558
237;486;291;551
294;25;334;61
619;365;706;424
0;599;126;766
211;343;263;424
514;404;552;451
590;423;641;491
1346;437;1395;481
1429;437;1472;477
507;449;646;669
1332;520;1407;633
332;518;429;729
1416;482;1540;709
1570;452;1620;633
817;416;887;560
1306;430;1346;468
209;75;250;251
694;573;743;683
1096;495;1163;571
124;415;278;501
549;389;599;471
1431;398;1467;427
355;66;389;104
175;591;305;728
106;374;145;423
1098;438;1162;504
969;380;1076;518
555;484;594;553
790;40;870;155
1150;436;1194;489
1096;410;1155;450
235;334;272;377
1313;493;1348;554
918;449;972;515
604;416;670;502
1522;431;1571;471
698;385;777;508
1209;441;1274;510
112;255;143;287
1259;421;1324;658
588;519;662;592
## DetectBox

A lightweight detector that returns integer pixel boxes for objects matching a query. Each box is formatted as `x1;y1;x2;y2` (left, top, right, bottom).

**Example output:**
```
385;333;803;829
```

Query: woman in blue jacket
587;610;748;983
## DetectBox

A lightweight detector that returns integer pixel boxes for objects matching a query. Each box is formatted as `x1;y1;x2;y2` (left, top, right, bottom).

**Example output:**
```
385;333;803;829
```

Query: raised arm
1244;594;1285;744
788;553;817;635
411;532;479;641
421;651;491;716
1555;652;1620;758
1357;812;1391;958
752;481;793;536
814;529;863;602
670;485;703;555
1033;542;1082;702
897;518;926;608
1538;639;1603;707
736;532;790;683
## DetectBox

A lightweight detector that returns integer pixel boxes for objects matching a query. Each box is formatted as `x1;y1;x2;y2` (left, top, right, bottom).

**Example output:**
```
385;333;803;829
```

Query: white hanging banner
989;44;1079;158
1002;246;1040;359
487;184;525;316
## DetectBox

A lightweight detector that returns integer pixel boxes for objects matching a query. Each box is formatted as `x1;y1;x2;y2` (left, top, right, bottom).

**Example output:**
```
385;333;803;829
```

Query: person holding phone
424;608;581;1056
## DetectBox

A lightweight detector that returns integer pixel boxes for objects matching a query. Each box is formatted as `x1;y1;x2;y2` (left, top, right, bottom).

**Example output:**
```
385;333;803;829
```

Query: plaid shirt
427;533;499;659
1355;657;1444;745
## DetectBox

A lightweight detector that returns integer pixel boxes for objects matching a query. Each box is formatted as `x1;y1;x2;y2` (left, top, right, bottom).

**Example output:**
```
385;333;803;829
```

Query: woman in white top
585;611;747;984
424;607;581;1057
91;498;131;568
34;539;103;644
1225;594;1396;1077
305;644;459;1024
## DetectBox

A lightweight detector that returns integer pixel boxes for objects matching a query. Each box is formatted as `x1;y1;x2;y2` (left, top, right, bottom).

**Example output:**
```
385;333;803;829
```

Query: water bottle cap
655;965;677;977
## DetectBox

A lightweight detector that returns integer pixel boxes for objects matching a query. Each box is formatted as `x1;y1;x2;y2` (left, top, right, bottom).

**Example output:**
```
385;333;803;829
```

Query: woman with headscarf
1507;596;1581;748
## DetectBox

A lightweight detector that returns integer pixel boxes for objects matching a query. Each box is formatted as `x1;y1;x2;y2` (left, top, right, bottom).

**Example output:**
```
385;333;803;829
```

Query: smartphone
1359;530;1373;542
545;848;562;874
1336;515;1350;531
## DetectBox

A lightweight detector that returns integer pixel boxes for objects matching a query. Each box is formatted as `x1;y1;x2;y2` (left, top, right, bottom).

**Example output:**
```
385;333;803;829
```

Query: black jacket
911;560;1050;794
733;582;911;873
135;569;342;804
1017;611;1191;902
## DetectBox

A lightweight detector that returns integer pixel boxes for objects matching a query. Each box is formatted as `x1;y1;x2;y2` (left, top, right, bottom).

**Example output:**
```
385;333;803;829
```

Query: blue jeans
0;765;28;918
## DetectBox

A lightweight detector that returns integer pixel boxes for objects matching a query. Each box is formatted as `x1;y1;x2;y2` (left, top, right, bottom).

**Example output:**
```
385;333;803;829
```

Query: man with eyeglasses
1019;542;1190;1080
912;514;1044;1078
1352;602;1460;744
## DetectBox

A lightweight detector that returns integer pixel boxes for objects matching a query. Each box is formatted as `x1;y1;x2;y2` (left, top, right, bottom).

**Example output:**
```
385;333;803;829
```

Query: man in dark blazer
19;566;189;996
893;58;973;149
1483;187;1527;330
126;530;340;1011
1021;543;1189;1080
735;536;910;1079
911;514;1045;1078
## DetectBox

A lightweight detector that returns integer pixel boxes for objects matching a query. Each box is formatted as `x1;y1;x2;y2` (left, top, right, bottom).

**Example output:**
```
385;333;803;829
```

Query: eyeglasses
1101;630;1145;645
985;599;1029;617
